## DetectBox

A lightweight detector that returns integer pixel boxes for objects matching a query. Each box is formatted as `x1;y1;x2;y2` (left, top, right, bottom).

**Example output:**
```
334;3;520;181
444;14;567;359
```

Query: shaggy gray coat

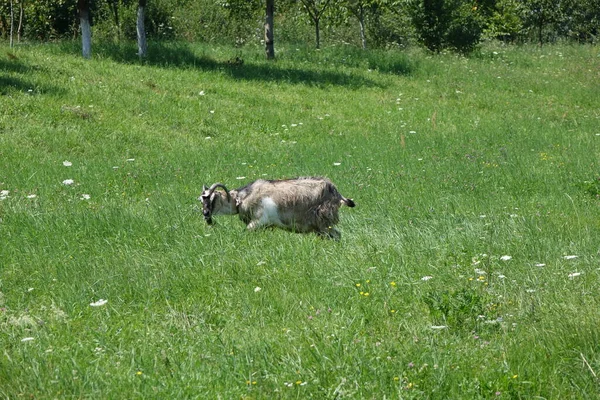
199;177;355;239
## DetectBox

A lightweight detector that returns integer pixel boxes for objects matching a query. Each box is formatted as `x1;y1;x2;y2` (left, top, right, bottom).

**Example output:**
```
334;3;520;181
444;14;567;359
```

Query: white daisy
90;299;108;307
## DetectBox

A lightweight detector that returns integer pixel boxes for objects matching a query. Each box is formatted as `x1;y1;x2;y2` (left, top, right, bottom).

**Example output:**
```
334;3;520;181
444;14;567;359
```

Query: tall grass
1;41;599;398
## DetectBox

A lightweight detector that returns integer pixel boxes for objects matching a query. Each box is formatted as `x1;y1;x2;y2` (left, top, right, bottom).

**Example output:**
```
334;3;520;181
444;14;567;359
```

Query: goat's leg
317;227;341;240
246;219;264;230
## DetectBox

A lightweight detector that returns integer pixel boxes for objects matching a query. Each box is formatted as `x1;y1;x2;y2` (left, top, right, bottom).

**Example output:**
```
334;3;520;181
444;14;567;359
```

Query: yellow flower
136;371;143;376
364;292;370;296
296;380;302;385
356;283;361;287
390;281;397;287
393;376;400;381
512;374;518;379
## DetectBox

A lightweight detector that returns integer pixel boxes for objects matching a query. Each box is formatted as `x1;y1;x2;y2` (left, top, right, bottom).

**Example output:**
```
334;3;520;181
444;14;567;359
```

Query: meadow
0;41;599;399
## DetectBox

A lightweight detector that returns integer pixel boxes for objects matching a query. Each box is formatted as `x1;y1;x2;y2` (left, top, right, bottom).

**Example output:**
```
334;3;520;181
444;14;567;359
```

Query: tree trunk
538;15;544;46
137;0;147;58
359;13;367;50
315;18;320;49
265;0;275;60
78;0;92;58
9;0;13;48
17;0;23;43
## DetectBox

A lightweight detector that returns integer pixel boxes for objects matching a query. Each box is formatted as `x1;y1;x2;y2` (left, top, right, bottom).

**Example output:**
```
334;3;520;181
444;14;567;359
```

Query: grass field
1;41;599;399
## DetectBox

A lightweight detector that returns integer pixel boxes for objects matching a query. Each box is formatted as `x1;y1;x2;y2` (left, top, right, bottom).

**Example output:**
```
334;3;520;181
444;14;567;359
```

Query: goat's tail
342;197;355;208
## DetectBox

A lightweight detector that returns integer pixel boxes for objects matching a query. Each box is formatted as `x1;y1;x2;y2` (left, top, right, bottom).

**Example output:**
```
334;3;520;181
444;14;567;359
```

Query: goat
198;177;355;239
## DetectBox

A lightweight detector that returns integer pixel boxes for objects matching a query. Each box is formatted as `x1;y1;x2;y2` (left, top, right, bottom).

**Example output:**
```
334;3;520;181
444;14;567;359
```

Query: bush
409;0;487;54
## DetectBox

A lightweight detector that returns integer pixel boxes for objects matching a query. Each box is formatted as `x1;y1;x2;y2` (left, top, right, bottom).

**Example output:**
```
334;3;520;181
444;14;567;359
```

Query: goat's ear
202;185;207;191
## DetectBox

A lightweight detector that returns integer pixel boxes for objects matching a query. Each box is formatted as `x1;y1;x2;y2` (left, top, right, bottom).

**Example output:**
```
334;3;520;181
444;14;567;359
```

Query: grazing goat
199;177;355;239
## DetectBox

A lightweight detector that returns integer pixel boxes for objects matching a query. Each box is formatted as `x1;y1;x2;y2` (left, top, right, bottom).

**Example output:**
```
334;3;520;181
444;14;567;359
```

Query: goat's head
198;183;234;224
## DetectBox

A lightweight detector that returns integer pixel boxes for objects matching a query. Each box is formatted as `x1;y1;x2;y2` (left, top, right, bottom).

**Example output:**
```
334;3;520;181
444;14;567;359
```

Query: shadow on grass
0;58;66;96
68;41;391;88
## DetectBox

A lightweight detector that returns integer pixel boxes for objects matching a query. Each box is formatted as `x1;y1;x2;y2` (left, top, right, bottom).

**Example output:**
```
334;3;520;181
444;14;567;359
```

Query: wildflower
564;255;578;260
90;299;108;307
474;268;487;275
355;283;361;287
390;281;397;287
63;161;72;167
421;276;433;281
0;190;9;200
62;179;74;185
254;287;261;292
500;255;512;261
136;371;143;376
393;376;400;381
81;194;90;200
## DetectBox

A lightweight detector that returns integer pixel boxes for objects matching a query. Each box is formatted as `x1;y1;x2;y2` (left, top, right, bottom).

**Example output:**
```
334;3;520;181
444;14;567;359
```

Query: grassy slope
1;41;599;398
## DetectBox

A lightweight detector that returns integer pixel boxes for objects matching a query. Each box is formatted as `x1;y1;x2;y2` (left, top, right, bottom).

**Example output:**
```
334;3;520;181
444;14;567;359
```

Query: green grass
1;41;599;398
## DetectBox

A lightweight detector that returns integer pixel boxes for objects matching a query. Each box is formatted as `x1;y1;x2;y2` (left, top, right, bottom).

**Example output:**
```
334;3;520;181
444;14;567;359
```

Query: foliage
484;0;524;42
409;0;488;53
1;0;598;49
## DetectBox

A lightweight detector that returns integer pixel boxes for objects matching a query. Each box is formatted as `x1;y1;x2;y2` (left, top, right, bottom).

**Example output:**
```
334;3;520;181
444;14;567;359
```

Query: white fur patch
260;197;282;226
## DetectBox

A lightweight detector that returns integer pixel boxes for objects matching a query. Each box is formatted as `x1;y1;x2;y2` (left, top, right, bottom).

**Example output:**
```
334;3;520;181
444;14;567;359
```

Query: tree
345;0;377;49
9;0;13;47
409;0;488;53
409;0;450;52
522;0;561;45
137;0;147;58
265;0;275;59
299;0;337;48
78;0;92;58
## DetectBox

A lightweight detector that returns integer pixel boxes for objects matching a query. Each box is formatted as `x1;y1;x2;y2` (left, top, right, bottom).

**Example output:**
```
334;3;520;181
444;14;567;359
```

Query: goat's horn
207;183;230;200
